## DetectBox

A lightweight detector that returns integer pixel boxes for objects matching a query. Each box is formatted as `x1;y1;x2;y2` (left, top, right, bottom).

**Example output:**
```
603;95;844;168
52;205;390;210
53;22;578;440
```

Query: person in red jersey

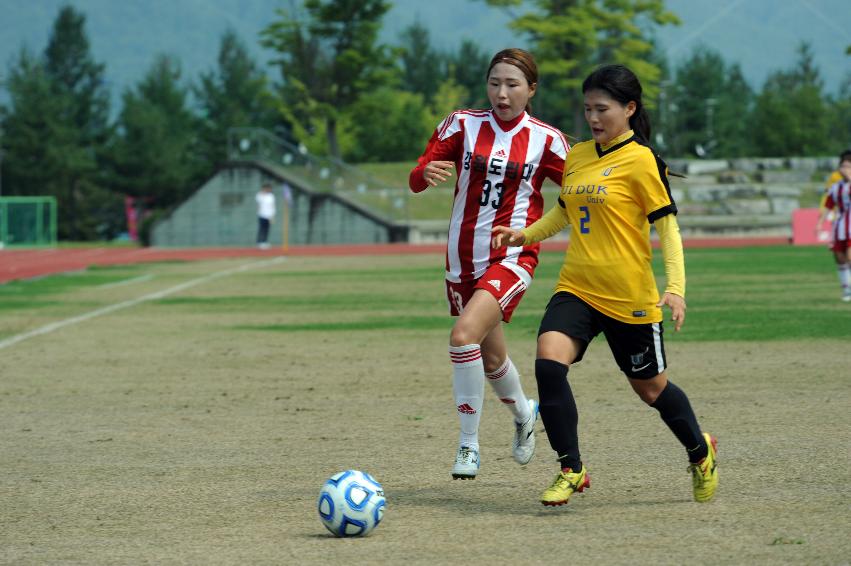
817;151;851;301
409;48;568;479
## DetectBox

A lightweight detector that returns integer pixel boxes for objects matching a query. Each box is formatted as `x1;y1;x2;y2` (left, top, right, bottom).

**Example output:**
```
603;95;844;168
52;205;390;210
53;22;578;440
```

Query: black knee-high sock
650;381;707;463
535;359;581;471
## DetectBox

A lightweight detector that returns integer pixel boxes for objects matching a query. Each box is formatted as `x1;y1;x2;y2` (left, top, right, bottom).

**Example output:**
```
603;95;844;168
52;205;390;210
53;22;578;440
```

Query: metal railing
226;127;409;222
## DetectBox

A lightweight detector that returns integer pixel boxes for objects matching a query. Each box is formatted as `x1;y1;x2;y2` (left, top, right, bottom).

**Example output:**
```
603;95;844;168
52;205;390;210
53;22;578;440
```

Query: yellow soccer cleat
540;465;590;506
690;433;718;502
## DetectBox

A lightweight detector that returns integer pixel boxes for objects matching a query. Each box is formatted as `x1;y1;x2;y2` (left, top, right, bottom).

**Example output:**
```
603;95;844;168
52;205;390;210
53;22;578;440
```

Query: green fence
0;197;58;247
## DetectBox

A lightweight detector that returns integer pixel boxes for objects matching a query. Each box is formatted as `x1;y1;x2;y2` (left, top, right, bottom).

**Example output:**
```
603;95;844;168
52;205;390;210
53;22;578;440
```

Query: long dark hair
487;48;538;113
582;64;650;143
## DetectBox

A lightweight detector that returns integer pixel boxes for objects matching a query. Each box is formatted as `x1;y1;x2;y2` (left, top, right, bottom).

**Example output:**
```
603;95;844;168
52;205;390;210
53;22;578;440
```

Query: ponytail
630;105;651;144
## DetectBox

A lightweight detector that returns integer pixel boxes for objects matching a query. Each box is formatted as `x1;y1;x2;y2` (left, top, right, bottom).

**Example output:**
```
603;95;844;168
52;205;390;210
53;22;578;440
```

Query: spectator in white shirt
256;184;276;249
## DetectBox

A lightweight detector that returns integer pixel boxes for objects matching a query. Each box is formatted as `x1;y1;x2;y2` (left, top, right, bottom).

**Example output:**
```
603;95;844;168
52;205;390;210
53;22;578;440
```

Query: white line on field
0;257;287;351
97;274;156;289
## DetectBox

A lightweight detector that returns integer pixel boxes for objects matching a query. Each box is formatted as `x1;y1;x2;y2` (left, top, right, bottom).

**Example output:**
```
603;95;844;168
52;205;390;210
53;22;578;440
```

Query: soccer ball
317;470;386;537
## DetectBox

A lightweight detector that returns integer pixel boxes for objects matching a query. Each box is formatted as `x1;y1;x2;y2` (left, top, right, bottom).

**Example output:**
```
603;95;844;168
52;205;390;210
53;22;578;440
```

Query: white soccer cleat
512;399;539;465
452;446;480;479
842;290;851;302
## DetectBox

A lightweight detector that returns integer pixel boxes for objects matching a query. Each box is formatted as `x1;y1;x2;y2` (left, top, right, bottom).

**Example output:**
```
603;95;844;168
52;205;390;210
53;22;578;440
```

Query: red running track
0;237;789;284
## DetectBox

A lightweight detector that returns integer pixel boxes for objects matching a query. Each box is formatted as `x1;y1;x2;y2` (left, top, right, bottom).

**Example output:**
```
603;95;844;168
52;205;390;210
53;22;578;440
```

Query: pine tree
195;29;277;169
397;21;444;103
43;6;113;239
109;55;202;209
261;0;393;159
1;6;115;240
482;0;679;137
751;42;832;156
446;40;490;109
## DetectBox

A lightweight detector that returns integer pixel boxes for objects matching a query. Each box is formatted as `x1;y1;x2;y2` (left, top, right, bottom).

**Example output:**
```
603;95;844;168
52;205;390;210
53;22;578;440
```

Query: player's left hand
657;292;686;331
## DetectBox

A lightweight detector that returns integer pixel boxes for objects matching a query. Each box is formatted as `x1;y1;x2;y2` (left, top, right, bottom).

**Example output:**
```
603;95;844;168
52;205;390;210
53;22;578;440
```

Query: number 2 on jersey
579;206;591;234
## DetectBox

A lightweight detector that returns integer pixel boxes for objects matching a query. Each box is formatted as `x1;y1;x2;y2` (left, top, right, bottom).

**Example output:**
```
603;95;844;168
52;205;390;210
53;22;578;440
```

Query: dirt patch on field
0;256;847;564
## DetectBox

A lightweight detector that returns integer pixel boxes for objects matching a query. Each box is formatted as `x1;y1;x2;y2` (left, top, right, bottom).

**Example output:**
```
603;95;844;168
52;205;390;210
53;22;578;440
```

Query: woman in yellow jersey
492;65;718;506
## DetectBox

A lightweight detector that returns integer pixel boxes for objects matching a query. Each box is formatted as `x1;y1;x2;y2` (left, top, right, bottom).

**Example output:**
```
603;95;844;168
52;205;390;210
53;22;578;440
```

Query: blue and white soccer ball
317;470;386;537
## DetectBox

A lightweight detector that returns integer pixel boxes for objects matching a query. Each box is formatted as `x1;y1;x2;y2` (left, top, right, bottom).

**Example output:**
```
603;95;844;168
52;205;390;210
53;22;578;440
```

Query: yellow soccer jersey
549;130;676;323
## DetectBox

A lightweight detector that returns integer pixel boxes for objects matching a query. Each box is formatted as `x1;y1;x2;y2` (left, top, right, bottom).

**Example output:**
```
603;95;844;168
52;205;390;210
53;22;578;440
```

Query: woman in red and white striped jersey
409;48;568;479
818;152;851;301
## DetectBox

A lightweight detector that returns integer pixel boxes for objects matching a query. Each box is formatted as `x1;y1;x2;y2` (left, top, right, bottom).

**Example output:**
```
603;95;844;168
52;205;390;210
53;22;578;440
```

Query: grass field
1;246;849;564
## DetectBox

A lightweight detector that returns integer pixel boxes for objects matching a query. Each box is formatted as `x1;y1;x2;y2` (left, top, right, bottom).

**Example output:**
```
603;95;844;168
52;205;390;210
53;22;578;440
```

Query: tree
108;55;202;209
45;6;110;146
261;0;393;160
0;6;116;240
195;29;277;169
712;64;754;158
347;88;433;162
750;42;832;156
397;21;444;102
43;5;114;240
343;74;467;163
481;0;679;136
661;47;737;158
445;39;490;109
0;49;69;200
827;74;851;150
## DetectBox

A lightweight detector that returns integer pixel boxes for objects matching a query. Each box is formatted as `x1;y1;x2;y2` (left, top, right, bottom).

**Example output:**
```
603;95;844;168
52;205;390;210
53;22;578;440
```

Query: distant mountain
0;0;847;112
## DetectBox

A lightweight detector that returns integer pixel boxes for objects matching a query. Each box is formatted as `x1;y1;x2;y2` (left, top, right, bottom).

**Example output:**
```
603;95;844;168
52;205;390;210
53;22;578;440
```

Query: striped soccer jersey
825;179;851;242
410;109;567;283
551;130;676;324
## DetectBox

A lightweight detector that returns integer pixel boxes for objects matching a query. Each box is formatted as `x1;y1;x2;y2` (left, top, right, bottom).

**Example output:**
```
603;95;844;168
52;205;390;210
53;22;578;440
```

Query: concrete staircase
407;156;833;243
666;156;831;239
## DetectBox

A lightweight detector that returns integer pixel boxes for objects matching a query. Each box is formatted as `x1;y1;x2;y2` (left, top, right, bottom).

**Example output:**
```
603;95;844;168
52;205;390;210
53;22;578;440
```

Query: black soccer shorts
538;292;667;379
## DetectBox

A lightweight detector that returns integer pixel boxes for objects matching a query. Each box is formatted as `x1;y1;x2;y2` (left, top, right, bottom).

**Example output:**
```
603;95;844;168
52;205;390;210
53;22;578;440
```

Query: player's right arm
408;114;463;193
491;205;569;248
816;184;837;230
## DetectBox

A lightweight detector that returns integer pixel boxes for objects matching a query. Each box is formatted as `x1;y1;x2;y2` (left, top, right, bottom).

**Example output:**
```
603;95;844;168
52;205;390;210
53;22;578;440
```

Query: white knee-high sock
486;357;532;423
838;264;850;290
449;344;485;450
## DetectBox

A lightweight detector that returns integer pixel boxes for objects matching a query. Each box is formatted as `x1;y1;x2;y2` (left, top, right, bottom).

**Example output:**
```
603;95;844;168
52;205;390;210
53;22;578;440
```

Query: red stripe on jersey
445;119;467;275
844;184;850;240
440;110;490;139
489;126;530;265
458;122;496;279
437;111;459;139
530;117;569;154
518;134;554;265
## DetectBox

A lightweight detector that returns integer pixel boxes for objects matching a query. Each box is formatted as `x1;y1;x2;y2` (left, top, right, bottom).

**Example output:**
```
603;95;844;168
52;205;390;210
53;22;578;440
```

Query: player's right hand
423;161;454;186
491;226;525;249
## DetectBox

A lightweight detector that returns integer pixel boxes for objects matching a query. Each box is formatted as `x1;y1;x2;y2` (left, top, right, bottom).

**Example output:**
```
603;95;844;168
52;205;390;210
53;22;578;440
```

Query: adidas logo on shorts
488;279;501;291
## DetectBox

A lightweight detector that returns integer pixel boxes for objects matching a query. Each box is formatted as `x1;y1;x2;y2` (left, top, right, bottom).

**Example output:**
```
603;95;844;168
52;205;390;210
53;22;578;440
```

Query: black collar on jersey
595;134;636;158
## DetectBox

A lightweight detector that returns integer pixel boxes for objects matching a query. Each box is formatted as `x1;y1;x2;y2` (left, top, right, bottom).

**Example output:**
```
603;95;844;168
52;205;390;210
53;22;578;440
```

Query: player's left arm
636;150;685;331
655;214;686;332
